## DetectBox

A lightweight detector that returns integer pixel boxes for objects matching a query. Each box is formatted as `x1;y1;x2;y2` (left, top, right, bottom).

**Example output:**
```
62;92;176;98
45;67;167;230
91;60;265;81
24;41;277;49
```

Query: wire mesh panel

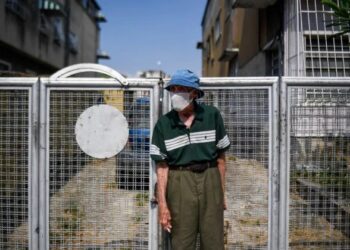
201;88;270;250
288;86;350;249
0;89;30;249
48;88;151;249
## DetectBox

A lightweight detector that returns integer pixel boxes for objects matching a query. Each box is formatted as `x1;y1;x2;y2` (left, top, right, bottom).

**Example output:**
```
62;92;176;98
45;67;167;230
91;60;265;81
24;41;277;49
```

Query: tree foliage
321;0;350;36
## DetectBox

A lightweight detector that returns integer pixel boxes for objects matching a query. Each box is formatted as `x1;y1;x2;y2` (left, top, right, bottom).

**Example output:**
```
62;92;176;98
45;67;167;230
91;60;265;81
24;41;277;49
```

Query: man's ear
190;89;199;99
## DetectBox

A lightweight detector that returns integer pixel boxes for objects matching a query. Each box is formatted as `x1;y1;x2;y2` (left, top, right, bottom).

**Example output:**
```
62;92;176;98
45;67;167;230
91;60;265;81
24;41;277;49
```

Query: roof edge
201;0;211;27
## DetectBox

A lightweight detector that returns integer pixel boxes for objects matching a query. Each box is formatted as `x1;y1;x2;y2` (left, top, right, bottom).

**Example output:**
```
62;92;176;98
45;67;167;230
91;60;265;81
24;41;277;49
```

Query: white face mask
170;92;192;111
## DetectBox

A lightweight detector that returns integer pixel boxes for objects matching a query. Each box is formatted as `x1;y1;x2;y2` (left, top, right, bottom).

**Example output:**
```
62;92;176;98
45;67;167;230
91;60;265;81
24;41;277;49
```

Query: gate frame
0;78;40;250
37;64;160;250
279;77;350;250
162;77;280;250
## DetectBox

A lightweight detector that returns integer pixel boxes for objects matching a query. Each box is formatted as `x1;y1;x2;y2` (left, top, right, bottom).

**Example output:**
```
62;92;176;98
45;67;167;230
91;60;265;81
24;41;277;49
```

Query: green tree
321;0;350;36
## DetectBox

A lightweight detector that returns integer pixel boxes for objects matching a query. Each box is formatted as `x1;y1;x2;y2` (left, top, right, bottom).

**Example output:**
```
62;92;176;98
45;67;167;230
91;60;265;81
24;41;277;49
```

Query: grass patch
104;182;117;189
135;193;149;207
228;155;237;161
56;200;85;236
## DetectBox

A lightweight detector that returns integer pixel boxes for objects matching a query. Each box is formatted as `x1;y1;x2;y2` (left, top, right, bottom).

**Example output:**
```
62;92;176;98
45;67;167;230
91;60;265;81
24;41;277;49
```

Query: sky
98;0;207;77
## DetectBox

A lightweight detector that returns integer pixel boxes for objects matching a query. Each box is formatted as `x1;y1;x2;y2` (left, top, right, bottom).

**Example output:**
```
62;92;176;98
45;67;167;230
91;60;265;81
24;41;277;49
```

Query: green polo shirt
150;101;230;166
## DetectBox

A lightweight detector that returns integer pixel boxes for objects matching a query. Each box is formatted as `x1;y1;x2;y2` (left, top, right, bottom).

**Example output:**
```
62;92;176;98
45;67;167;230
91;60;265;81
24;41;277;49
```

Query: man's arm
156;161;172;232
217;152;227;210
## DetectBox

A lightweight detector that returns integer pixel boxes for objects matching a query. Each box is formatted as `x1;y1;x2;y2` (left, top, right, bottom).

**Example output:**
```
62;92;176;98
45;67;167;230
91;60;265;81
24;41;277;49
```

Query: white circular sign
75;104;129;159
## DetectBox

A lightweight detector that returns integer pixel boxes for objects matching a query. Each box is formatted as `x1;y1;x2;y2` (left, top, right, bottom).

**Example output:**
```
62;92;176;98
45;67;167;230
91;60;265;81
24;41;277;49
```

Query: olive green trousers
166;167;224;250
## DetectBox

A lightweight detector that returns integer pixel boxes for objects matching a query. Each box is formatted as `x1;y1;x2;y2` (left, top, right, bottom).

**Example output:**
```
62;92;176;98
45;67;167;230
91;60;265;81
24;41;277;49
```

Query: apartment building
0;0;108;75
198;0;350;166
199;0;350;77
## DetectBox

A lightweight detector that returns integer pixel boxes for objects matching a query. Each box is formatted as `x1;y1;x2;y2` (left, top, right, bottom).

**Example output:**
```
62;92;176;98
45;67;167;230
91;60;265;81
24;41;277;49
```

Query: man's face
169;85;198;99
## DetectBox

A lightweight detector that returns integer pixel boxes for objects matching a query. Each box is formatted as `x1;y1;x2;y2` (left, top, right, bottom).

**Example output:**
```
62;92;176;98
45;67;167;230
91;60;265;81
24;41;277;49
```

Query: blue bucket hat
165;69;204;98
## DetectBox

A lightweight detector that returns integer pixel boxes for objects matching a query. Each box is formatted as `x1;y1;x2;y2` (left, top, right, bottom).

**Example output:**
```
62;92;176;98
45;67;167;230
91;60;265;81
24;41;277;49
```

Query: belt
169;160;217;173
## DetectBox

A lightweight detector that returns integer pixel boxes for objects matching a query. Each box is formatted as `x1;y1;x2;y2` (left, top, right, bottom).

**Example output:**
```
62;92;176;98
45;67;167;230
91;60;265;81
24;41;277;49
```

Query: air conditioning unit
5;0;27;20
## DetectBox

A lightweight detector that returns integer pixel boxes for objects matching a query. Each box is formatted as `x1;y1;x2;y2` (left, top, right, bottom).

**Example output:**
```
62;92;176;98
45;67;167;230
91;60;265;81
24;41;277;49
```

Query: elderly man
150;69;230;250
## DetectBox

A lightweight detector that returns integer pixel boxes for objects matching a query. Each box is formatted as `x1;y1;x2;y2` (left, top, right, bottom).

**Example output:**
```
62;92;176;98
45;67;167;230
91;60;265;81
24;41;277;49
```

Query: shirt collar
170;100;204;128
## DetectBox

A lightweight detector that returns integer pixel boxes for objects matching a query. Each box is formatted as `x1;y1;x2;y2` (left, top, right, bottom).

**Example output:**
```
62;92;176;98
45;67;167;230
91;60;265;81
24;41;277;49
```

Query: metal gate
0;78;38;249
1;64;159;250
1;64;350;250
280;78;350;250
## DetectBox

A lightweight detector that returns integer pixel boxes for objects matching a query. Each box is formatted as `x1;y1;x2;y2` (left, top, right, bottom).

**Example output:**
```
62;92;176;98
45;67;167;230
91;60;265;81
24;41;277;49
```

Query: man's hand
156;162;171;232
217;152;227;210
159;203;172;232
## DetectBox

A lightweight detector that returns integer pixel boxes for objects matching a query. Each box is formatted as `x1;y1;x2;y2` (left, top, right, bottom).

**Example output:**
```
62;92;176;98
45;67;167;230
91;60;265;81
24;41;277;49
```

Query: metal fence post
38;79;48;250
279;78;288;250
150;81;160;250
269;78;280;250
31;79;40;250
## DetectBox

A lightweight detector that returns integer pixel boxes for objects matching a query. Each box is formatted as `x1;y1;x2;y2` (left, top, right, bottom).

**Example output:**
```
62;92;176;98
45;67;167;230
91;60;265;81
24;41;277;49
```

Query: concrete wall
238;8;259;68
238;52;266;76
201;0;231;76
69;0;99;65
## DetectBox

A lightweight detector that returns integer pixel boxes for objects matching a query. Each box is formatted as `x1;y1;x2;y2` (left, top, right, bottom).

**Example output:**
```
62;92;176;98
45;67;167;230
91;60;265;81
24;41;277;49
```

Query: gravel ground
224;157;269;249
8;157;149;249
7;156;349;249
224;156;349;250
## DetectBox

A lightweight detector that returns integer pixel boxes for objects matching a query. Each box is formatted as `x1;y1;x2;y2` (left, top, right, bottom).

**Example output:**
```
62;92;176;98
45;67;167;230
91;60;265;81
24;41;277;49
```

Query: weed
135;193;149;207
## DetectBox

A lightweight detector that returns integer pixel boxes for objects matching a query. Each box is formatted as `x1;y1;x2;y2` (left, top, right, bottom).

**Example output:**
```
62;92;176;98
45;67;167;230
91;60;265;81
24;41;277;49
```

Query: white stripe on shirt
216;135;230;149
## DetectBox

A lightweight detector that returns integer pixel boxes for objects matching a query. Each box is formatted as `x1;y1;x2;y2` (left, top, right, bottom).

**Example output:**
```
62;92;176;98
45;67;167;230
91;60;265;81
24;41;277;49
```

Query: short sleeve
215;109;230;152
150;123;168;163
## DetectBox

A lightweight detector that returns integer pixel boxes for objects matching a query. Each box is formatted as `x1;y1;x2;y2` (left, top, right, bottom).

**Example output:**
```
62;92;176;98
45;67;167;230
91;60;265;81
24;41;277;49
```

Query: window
268;50;280;76
214;14;221;43
206;37;211;58
300;0;339;32
304;35;350;77
5;0;27;20
225;0;232;18
53;17;64;45
39;14;50;35
81;0;89;8
68;32;78;54
305;35;350;52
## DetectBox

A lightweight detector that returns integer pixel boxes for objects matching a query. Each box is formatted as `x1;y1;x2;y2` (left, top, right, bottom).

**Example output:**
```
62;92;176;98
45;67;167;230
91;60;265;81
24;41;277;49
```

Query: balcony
39;0;66;16
95;11;107;22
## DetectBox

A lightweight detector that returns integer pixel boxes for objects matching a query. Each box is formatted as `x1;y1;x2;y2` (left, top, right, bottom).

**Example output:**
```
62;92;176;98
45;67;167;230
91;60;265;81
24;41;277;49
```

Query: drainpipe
64;0;70;66
278;0;284;77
